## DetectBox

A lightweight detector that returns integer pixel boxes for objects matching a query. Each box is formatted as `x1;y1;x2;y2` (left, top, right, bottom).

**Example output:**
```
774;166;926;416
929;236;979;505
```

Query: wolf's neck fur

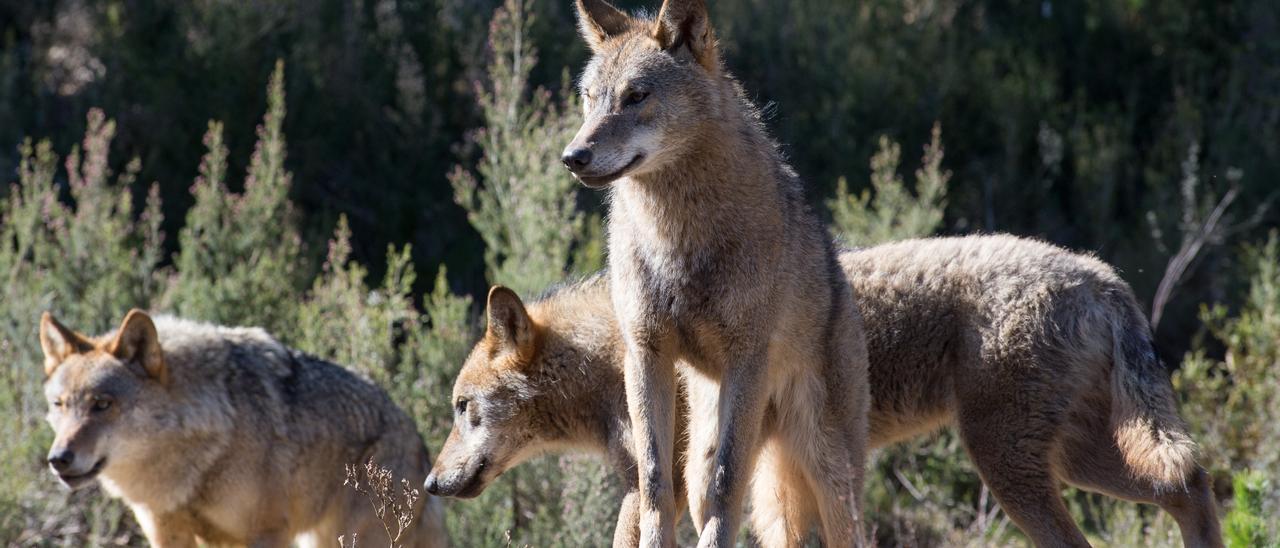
525;304;630;464
99;427;231;514
612;78;787;251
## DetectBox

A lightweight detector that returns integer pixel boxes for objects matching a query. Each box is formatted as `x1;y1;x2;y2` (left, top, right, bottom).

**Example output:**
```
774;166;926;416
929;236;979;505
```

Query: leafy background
0;0;1277;545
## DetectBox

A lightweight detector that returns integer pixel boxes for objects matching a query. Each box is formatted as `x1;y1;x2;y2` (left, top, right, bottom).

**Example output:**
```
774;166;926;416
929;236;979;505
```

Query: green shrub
164;60;309;334
296;215;418;383
1176;233;1280;537
1177;231;1280;478
829;123;949;247
293;214;475;446
449;0;588;297
1224;471;1275;548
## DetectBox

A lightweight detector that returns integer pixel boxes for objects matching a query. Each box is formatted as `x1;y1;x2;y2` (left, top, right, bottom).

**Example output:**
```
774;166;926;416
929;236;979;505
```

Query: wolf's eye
91;398;112;412
50;399;64;409
455;398;469;415
623;90;649;107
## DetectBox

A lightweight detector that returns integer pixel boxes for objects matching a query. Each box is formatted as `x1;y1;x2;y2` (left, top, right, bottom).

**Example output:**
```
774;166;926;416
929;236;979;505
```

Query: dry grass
342;459;423;548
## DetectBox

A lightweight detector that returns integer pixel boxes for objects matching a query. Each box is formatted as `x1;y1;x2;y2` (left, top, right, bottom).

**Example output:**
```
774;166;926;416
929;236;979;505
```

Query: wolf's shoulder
151;315;294;380
151;317;392;417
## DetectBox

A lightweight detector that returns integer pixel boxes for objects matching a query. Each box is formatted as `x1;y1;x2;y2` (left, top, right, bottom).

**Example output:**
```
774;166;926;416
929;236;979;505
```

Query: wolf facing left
39;309;448;548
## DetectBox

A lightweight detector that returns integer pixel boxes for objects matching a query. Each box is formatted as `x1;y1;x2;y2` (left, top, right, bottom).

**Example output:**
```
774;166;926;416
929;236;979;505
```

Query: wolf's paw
638;511;674;548
695;518;727;548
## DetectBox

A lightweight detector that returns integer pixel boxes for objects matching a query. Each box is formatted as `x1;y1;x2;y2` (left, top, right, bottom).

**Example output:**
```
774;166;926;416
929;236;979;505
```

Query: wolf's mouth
57;458;106;490
576;154;644;188
452;457;490;499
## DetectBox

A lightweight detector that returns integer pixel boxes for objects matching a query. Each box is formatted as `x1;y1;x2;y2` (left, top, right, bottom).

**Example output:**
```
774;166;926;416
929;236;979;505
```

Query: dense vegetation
1;0;1277;545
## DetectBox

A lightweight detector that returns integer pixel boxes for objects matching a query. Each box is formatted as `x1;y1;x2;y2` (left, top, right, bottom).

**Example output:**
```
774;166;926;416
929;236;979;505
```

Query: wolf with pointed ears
561;0;873;546
39;310;447;547
427;236;1221;547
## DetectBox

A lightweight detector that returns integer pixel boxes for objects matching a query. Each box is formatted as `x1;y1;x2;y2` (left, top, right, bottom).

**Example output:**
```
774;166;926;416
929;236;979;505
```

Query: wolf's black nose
47;449;74;473
424;473;440;495
562;148;593;171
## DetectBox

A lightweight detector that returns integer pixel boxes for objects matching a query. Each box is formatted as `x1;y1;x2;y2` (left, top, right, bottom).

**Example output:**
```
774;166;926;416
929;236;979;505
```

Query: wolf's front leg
695;348;770;548
624;342;678;548
135;510;199;548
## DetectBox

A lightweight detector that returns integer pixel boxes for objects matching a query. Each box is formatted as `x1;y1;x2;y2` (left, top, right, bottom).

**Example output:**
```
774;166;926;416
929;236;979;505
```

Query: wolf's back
152;316;416;446
151;316;443;543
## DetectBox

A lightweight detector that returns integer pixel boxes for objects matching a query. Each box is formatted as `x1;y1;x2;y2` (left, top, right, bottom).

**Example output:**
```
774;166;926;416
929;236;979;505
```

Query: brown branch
1150;186;1238;330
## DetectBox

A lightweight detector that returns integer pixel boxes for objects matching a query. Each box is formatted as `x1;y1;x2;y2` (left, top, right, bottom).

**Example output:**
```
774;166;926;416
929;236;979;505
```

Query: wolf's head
562;0;723;188
425;287;547;498
39;309;167;490
425;284;621;499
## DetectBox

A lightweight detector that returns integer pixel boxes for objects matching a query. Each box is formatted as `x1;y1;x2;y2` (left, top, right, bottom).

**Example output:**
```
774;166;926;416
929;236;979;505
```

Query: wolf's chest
624;245;721;316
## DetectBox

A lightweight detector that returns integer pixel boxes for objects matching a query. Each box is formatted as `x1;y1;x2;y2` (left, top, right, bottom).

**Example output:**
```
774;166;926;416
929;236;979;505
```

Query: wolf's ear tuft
653;0;717;71
575;0;632;52
40;312;91;376
108;309;166;384
486;286;534;358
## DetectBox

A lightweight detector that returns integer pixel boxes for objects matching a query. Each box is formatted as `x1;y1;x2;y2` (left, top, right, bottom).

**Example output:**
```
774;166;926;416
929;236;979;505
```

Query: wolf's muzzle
424;457;489;498
52;455;106;490
570;154;645;188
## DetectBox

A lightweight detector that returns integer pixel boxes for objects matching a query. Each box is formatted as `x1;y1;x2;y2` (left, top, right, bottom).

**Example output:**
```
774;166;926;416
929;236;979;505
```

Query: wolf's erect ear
486;286;534;358
40;312;92;376
575;0;631;52
108;309;167;384
653;0;717;71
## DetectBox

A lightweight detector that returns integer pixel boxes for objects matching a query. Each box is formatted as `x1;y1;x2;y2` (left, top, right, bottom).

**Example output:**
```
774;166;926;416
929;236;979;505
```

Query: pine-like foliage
829;123;949;247
449;0;587;297
165;61;307;334
1224;471;1274;548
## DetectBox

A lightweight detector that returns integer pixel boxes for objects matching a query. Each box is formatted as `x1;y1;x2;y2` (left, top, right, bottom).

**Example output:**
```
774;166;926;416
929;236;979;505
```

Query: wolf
424;283;689;547
427;235;1220;547
562;0;871;545
39;309;448;548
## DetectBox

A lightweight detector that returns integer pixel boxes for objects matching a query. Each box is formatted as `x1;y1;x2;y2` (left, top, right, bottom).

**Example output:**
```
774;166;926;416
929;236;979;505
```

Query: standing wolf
39;310;447;547
562;0;871;545
429;235;1220;547
840;236;1219;547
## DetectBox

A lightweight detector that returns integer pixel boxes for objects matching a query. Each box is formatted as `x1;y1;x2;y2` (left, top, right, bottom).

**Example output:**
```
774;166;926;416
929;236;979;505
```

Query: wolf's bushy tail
1109;297;1198;490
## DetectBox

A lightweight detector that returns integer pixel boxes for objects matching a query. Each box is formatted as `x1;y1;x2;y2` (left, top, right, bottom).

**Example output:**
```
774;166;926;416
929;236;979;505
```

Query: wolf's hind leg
683;368;722;534
790;413;864;546
814;300;871;547
748;437;817;548
955;376;1090;547
1057;406;1222;548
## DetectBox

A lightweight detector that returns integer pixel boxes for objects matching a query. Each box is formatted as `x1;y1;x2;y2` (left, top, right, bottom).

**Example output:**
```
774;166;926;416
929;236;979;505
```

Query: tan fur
39;310;448;548
565;1;871;546
426;278;690;548
429;235;1221;548
841;235;1218;547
